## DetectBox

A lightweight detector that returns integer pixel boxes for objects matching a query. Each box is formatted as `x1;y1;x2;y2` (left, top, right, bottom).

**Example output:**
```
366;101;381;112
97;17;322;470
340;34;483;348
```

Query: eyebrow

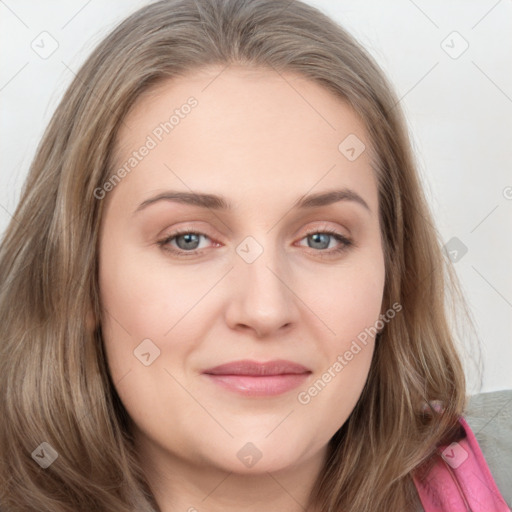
133;188;370;215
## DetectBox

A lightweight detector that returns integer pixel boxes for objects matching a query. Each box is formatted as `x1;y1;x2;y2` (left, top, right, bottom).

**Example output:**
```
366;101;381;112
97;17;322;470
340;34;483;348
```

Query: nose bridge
225;232;297;334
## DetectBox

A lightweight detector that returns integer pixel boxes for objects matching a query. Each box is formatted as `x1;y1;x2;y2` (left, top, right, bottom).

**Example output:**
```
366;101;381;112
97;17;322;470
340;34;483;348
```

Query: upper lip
203;359;311;376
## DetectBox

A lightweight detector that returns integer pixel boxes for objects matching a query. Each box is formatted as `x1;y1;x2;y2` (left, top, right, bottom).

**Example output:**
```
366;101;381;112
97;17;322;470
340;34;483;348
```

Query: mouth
202;359;312;396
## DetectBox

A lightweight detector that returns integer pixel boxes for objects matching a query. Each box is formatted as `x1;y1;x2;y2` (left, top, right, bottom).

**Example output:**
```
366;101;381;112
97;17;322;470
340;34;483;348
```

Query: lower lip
203;373;310;396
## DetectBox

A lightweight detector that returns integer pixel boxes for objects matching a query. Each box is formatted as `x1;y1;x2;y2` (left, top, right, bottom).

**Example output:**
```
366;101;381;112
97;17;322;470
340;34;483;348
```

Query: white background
1;1;511;393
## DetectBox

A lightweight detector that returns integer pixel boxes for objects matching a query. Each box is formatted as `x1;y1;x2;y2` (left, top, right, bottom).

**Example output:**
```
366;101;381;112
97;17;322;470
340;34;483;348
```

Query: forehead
108;65;377;213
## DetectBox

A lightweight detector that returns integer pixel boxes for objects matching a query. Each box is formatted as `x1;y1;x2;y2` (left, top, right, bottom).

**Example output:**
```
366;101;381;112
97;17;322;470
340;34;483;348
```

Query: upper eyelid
164;223;348;237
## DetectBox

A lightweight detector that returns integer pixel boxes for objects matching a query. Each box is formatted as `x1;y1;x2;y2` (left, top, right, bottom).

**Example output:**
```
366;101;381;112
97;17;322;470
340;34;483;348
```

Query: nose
223;240;299;338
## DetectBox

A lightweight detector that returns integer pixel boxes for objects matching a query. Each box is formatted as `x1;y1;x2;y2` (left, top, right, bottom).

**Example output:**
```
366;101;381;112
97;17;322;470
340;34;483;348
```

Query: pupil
310;233;329;250
178;233;199;250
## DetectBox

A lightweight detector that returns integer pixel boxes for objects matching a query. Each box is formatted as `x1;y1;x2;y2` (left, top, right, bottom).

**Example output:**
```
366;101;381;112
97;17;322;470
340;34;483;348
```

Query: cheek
299;247;385;392
99;241;197;340
295;259;385;432
98;235;219;391
308;249;386;343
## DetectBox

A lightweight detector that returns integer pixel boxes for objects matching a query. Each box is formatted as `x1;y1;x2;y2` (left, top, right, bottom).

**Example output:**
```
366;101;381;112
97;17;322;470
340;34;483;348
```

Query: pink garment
413;416;510;511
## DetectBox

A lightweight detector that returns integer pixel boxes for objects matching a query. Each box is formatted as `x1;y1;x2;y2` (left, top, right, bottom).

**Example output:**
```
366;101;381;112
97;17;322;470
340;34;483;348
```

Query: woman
0;0;509;510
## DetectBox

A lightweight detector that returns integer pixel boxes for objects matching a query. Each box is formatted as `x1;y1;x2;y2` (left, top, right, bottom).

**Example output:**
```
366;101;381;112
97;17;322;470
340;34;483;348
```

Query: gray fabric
464;389;512;507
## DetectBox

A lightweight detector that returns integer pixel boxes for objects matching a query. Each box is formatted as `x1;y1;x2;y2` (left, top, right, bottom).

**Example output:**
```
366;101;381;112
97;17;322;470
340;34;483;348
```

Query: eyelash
157;227;353;259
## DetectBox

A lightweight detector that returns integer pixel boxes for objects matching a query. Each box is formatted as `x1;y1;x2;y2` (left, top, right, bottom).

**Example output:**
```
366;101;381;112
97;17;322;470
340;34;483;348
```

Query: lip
203;359;311;376
202;359;312;397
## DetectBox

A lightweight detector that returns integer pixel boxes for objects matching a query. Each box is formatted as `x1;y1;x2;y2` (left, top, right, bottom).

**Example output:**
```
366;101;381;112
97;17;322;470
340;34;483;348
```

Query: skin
97;64;385;512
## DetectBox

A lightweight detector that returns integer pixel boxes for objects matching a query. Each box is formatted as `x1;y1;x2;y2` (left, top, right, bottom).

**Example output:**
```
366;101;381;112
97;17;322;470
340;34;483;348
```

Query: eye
296;228;353;257
157;227;353;258
157;229;215;257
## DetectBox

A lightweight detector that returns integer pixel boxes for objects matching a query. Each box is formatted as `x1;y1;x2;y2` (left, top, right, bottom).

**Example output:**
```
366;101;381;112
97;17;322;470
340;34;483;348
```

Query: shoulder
464;389;512;508
413;389;512;511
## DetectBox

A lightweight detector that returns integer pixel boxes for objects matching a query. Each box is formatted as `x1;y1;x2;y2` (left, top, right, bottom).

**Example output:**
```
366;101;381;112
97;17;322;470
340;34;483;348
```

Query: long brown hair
0;0;476;510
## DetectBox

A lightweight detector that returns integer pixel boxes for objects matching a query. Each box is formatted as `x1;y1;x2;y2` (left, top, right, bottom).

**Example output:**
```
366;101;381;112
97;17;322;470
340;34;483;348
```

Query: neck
135;435;328;512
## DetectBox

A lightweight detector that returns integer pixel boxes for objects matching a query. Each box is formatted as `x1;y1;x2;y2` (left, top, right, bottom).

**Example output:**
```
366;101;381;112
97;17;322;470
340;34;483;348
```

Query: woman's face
98;65;385;477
